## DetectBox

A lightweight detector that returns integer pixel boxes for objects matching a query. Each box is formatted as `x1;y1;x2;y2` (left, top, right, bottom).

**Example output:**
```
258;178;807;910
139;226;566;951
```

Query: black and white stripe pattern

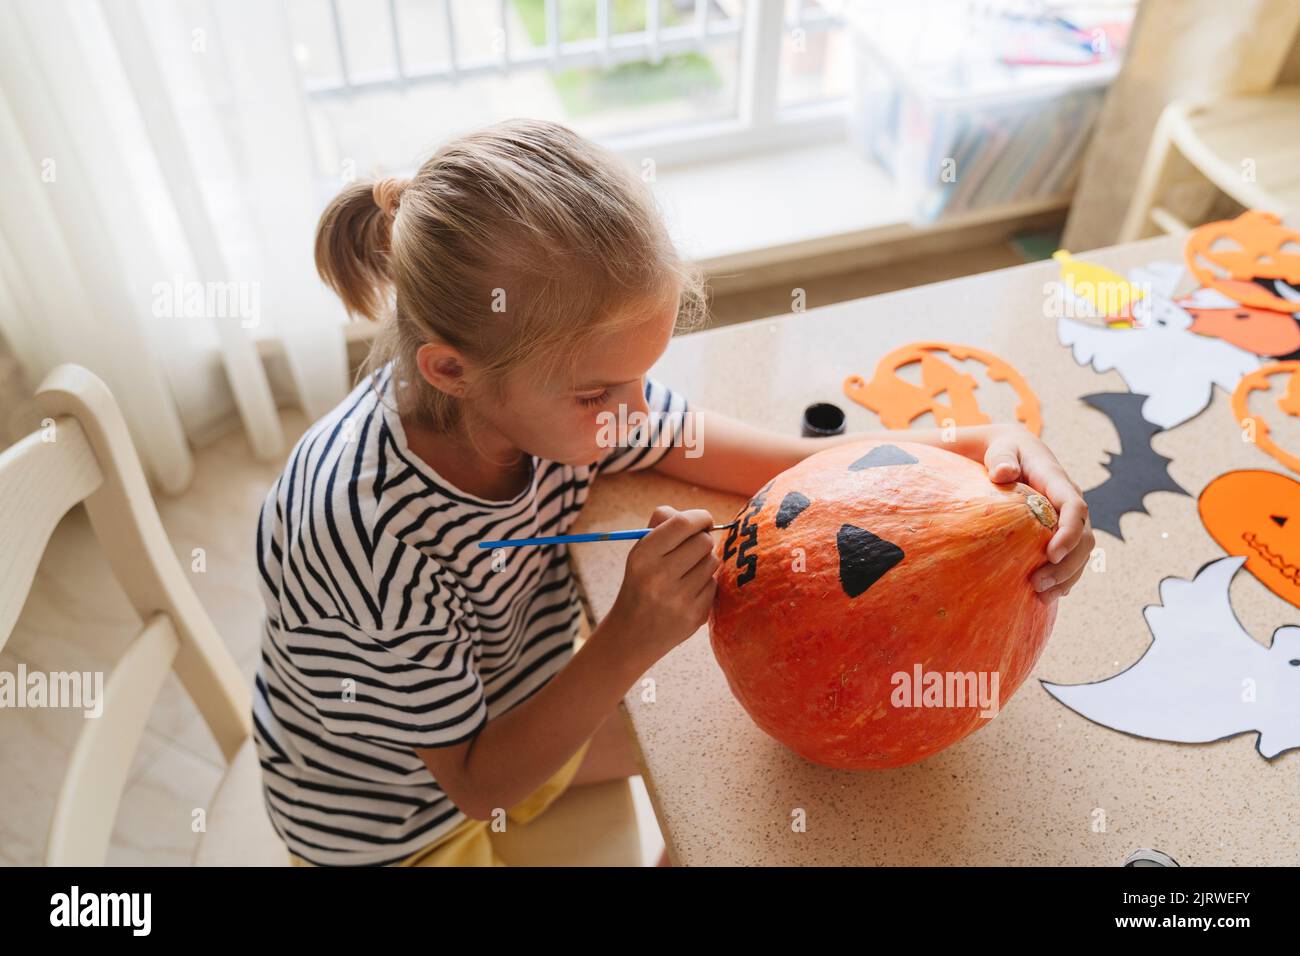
252;363;688;865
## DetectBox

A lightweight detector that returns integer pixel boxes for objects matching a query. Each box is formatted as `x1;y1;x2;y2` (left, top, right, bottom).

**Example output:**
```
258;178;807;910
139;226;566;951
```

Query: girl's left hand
980;425;1094;603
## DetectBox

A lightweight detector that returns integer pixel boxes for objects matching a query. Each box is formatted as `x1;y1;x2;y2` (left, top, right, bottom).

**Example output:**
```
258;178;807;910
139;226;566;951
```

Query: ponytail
313;178;408;322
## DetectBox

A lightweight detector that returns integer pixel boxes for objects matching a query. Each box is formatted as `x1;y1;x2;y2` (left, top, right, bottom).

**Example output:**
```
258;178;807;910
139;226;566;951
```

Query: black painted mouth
1242;531;1300;586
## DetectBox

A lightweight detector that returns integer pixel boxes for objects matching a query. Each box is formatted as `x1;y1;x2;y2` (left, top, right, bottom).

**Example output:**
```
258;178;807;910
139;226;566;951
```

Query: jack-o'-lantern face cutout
1185;210;1300;313
843;341;1043;436
1181;296;1300;357
1231;361;1300;474
1200;470;1300;607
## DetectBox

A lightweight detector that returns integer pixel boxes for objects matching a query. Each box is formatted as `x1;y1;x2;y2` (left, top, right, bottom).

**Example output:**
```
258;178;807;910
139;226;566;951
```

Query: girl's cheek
571;385;645;451
578;404;608;445
617;382;649;419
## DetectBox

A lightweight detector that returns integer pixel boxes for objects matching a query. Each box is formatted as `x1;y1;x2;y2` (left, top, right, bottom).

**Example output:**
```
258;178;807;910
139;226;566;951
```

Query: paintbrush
478;521;738;549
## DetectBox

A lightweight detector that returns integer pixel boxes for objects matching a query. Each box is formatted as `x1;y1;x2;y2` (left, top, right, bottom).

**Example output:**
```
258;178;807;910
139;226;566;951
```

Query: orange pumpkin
1199;470;1300;607
709;440;1059;770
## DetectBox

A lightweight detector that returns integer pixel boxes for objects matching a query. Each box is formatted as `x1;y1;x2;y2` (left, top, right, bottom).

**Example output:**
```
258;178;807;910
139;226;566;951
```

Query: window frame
302;0;850;170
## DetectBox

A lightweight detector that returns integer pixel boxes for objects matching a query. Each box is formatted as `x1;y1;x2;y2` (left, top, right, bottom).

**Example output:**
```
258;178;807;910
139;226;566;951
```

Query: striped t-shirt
251;363;688;866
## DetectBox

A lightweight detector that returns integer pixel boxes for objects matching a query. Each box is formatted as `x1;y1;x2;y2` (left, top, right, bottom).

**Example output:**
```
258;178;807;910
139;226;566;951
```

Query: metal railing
306;0;843;101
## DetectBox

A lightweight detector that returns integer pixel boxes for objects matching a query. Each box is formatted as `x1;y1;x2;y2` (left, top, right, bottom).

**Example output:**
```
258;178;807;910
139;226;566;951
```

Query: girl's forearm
833;423;1004;461
657;409;1002;498
454;604;650;817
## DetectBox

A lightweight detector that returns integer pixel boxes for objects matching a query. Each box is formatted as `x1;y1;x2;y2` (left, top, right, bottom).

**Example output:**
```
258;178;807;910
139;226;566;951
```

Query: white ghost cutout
1182;287;1244;310
1043;556;1300;760
1057;261;1260;429
1129;260;1184;301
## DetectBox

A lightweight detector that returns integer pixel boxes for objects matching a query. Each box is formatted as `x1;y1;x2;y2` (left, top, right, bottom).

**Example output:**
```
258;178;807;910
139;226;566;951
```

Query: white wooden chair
1;364;643;867
1119;87;1300;241
0;364;281;865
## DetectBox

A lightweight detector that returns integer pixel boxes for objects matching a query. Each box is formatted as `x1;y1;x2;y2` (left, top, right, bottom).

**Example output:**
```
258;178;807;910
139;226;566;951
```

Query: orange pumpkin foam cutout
1185;210;1300;313
1199;470;1300;607
844;341;1043;436
1182;297;1300;357
1231;361;1300;474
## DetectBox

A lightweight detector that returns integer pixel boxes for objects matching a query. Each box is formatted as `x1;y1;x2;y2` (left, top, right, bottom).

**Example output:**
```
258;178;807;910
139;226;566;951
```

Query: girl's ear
415;341;470;398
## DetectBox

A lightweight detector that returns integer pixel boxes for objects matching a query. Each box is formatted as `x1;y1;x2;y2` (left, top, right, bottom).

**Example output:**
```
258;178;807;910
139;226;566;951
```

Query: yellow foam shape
1054;249;1145;316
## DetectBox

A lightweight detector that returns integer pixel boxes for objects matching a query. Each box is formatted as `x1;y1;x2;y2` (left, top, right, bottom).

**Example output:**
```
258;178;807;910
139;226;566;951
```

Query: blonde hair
314;118;706;434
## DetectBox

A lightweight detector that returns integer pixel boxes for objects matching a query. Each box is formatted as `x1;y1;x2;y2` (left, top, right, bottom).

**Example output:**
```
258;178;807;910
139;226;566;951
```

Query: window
287;0;850;178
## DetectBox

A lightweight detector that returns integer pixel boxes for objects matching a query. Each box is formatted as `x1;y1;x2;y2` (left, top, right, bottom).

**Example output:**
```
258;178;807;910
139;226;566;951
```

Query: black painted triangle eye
775;491;810;529
1273;515;1288;528
849;444;919;471
837;524;904;598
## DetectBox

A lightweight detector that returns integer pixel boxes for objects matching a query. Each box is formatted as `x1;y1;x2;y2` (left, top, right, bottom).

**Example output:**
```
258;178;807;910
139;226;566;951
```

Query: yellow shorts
289;738;592;868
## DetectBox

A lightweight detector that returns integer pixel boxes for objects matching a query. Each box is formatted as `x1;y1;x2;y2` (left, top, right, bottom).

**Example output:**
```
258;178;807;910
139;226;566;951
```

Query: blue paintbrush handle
478;523;735;549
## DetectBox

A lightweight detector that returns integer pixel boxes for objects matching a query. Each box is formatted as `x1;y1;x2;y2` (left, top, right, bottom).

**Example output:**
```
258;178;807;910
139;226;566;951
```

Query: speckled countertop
570;235;1300;866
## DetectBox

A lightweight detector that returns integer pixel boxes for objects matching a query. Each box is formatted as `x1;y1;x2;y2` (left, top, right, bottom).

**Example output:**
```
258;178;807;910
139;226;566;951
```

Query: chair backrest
0;364;251;865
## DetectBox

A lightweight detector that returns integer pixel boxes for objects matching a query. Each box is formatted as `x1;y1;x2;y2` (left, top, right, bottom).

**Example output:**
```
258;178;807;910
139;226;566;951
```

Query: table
570;235;1300;866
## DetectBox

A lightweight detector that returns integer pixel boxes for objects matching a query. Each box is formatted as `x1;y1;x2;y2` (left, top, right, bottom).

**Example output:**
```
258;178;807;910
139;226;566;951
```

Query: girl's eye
577;390;609;408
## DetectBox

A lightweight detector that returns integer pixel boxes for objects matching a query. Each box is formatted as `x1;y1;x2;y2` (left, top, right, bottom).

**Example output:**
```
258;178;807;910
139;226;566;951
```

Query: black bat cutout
1081;391;1187;540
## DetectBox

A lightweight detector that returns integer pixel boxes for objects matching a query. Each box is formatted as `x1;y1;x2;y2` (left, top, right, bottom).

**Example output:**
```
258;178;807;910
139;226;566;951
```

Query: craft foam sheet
1231;362;1300;475
843;342;1043;435
1200;470;1300;609
1078;391;1186;540
1056;257;1260;429
1180;287;1300;358
1042;556;1300;760
1185;210;1300;313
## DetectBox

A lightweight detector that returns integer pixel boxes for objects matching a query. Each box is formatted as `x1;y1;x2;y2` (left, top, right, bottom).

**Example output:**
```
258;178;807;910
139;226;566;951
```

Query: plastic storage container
848;1;1132;222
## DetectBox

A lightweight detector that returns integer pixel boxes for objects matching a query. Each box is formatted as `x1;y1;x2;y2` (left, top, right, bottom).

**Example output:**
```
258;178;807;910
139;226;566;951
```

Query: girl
252;119;1094;867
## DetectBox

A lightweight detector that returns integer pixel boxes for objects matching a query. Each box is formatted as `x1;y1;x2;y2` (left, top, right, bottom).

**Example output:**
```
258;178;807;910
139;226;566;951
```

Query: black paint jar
801;402;846;438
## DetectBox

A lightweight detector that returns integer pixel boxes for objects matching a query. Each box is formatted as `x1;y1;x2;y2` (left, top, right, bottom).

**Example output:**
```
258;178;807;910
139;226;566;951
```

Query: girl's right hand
609;506;719;661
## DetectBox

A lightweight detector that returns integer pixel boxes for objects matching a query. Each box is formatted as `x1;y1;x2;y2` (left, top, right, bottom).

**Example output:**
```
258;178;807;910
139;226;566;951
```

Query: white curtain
0;0;349;494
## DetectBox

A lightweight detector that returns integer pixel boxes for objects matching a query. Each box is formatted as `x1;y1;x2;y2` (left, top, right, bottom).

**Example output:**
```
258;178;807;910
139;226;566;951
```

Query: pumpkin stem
1026;493;1057;529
